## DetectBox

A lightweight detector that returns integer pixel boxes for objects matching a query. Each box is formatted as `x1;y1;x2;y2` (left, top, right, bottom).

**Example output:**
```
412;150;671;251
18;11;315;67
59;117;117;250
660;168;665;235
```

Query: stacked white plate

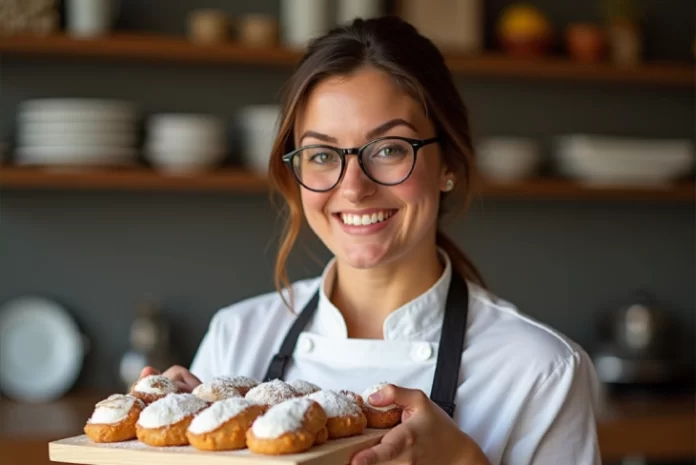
145;114;227;174
15;99;139;168
554;135;694;186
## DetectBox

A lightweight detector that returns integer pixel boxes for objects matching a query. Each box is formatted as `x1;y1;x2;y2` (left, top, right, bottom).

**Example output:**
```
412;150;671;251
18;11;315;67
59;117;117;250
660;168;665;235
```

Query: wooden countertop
1;392;694;464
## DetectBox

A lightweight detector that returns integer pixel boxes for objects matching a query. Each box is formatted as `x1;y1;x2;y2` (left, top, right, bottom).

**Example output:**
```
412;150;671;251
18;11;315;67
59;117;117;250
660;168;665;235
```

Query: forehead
294;67;429;141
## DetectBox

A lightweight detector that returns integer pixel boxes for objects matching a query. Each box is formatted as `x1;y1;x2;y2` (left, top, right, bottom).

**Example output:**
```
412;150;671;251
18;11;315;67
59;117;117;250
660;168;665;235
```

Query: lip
332;209;398;236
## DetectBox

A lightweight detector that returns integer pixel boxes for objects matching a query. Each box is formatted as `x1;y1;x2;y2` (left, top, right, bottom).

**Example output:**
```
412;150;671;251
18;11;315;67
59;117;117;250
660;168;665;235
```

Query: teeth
340;210;393;226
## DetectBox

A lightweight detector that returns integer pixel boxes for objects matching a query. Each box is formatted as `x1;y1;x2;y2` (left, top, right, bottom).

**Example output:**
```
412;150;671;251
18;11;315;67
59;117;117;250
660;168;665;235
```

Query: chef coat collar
312;248;452;340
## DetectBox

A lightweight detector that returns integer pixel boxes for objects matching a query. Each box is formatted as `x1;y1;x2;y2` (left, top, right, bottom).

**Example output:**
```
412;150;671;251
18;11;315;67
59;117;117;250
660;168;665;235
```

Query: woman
142;16;601;465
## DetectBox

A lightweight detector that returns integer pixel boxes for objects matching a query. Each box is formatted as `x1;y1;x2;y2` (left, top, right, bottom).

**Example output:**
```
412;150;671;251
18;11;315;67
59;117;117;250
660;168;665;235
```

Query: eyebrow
298;118;418;146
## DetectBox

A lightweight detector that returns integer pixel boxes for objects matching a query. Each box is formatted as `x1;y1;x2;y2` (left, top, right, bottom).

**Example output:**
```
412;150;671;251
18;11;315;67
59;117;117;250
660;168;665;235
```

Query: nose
338;156;376;203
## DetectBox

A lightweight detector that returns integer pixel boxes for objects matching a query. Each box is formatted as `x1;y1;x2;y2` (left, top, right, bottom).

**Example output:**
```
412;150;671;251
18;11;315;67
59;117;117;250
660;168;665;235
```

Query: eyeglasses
282;136;440;192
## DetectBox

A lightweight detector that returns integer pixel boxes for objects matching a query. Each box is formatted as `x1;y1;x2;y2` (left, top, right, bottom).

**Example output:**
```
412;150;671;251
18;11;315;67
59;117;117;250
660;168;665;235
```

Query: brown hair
268;16;485;309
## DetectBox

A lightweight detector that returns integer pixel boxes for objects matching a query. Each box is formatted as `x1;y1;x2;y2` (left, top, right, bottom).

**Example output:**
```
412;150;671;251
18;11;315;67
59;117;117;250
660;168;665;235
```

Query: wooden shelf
0;166;693;202
0;33;693;87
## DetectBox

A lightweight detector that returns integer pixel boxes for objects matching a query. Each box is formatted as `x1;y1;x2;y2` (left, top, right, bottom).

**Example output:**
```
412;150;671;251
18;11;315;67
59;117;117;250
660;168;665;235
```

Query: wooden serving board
49;429;387;465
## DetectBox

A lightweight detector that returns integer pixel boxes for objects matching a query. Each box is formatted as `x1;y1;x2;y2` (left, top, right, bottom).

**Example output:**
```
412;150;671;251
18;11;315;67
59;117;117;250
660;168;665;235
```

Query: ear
440;164;456;192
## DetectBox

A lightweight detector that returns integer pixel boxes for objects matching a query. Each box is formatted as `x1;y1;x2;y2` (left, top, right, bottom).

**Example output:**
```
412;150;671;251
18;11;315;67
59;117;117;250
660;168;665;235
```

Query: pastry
186;398;264;451
130;374;179;404
307;390;367;439
246;397;327;455
245;379;299;411
288;379;321;396
84;394;145;443
192;377;243;403
136;393;208;446
339;390;365;410
215;375;259;397
314;426;329;446
361;382;402;428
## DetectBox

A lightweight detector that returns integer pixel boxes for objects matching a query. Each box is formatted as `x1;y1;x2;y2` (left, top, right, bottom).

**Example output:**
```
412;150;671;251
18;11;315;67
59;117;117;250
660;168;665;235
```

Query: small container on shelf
565;23;606;63
238;15;279;48
187;9;229;45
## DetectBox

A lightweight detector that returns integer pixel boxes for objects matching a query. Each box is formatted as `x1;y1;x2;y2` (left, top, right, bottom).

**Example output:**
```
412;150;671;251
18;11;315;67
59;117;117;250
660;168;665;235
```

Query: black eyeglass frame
281;136;441;192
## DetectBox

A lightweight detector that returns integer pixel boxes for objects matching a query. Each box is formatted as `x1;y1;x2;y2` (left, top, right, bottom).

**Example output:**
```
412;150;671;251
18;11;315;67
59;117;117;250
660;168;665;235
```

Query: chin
337;243;392;269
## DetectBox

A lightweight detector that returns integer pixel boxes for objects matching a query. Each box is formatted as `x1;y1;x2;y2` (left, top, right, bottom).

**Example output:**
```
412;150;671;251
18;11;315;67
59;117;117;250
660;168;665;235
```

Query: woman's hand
139;366;202;393
351;385;491;465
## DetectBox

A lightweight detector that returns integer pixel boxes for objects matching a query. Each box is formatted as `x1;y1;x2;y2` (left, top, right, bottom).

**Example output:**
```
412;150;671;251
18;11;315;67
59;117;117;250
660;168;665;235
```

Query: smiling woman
142;16;602;465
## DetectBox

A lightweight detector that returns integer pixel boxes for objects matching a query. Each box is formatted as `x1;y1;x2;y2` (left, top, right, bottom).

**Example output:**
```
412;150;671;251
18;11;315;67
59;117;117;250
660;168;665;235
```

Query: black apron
263;271;470;418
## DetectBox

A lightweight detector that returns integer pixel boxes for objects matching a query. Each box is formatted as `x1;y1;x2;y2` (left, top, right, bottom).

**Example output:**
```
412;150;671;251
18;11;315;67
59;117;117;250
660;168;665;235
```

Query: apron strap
263;290;320;382
429;271;469;417
262;271;470;419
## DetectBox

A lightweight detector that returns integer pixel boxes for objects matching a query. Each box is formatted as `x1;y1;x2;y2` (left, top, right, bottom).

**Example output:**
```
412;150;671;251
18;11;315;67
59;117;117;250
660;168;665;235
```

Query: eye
308;151;339;164
377;145;404;157
371;143;409;160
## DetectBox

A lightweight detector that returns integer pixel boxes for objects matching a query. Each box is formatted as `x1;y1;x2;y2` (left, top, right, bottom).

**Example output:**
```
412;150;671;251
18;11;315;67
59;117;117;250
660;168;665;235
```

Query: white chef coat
190;250;603;464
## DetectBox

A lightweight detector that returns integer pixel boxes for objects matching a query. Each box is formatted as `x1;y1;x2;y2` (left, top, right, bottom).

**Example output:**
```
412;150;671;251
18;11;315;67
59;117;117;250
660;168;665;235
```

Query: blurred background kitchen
0;0;693;464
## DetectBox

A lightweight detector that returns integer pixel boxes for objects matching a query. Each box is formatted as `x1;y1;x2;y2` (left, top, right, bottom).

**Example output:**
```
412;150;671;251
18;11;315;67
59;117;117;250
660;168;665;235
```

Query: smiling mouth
334;209;398;226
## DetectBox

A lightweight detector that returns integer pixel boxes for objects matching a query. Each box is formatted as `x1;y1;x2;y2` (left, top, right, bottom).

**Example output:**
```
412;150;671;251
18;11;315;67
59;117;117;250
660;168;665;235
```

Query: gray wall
0;0;694;390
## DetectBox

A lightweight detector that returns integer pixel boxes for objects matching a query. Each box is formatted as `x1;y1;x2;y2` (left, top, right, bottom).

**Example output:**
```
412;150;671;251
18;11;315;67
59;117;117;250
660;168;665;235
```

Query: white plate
0;296;85;402
19;120;137;137
19;99;138;123
19;130;137;147
16;145;138;163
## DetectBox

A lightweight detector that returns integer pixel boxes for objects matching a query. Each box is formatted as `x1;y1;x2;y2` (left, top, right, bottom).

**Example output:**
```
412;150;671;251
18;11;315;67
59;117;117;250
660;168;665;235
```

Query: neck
330;243;444;339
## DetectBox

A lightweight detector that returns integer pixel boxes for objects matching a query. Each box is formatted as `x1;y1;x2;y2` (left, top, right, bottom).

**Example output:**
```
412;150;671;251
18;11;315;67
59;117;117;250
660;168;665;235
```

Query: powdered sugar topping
288;379;320;396
133;375;178;395
307;390;362;418
88;394;142;425
192;378;242;402
217;375;259;391
362;382;399;412
245;380;298;406
251;397;315;439
137;393;207;429
187;398;256;434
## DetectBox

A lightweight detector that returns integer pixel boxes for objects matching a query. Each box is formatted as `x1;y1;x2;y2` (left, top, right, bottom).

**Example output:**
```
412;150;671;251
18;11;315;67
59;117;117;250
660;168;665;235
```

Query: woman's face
294;67;451;270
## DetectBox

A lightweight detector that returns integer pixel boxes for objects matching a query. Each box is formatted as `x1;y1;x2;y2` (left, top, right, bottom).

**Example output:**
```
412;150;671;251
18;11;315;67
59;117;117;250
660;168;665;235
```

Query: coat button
411;343;433;362
299;336;314;354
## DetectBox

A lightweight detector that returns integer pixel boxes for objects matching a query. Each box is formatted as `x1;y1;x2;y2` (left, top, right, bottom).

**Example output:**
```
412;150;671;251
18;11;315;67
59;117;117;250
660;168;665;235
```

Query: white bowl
476;137;541;181
554;135;694;185
238;105;280;175
145;147;226;174
147;114;226;139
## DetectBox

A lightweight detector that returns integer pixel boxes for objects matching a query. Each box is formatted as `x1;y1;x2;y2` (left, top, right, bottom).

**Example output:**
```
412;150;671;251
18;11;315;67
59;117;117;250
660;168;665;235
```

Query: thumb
368;384;429;411
139;366;160;378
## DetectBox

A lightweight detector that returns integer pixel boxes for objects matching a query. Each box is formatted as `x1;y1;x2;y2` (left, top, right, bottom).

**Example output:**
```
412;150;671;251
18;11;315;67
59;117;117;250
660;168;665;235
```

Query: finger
139;366;160;378
173;373;202;392
368;384;429;410
174;380;195;393
161;366;202;392
179;370;202;388
351;426;414;465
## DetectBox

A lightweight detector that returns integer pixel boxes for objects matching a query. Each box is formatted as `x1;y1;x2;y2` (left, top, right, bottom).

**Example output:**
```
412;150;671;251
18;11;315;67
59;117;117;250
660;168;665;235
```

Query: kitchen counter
1;391;694;464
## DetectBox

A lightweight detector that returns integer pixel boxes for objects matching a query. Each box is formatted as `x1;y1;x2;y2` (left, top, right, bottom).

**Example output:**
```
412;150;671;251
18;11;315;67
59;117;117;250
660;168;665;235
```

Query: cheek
391;163;442;207
301;190;331;223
